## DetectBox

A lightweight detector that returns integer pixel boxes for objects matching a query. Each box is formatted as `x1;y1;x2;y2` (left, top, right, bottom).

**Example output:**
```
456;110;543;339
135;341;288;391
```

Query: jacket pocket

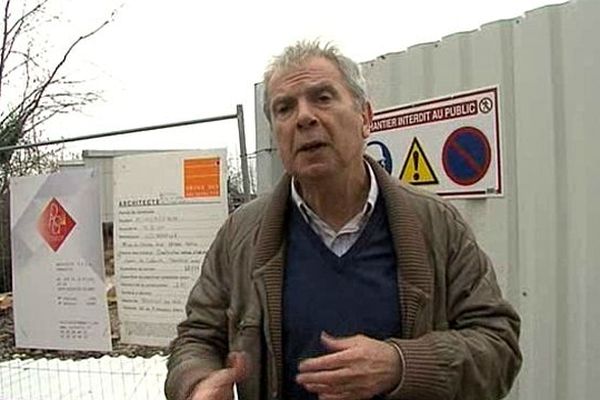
226;310;263;399
226;308;261;352
234;318;261;352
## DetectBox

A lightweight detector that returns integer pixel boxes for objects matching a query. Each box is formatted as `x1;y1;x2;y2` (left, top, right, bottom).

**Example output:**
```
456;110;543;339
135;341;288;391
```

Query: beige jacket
165;157;522;400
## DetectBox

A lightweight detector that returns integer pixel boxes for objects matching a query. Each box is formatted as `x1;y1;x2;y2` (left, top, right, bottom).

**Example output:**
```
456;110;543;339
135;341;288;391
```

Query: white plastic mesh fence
0;355;167;400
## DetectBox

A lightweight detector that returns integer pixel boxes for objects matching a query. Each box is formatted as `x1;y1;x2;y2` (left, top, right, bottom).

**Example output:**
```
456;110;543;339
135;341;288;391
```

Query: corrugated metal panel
511;1;600;399
253;0;600;398
253;83;282;195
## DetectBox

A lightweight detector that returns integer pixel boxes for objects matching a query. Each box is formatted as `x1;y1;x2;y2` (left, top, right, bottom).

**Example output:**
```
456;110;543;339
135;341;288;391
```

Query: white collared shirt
290;162;379;257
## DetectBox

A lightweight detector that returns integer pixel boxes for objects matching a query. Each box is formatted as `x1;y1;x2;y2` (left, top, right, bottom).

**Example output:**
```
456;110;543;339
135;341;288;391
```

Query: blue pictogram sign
442;126;491;186
366;140;393;174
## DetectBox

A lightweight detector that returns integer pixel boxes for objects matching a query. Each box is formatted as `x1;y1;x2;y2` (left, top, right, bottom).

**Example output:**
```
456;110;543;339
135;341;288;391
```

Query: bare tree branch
0;0;12;97
17;18;110;129
1;1;46;72
0;0;115;193
5;0;47;37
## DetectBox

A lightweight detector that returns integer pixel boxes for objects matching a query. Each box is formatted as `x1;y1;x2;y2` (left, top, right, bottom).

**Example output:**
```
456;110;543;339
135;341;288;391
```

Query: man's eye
274;104;289;116
318;93;332;102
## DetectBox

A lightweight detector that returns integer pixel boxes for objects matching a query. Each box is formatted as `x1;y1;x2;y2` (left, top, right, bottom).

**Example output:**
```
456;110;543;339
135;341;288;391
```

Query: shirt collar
290;161;379;224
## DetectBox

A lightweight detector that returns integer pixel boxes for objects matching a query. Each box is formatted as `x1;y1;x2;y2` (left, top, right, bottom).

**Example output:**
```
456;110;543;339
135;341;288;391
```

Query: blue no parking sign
442;126;491;186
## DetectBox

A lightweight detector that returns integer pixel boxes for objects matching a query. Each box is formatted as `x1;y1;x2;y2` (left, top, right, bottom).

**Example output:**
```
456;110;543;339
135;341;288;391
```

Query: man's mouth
297;142;327;153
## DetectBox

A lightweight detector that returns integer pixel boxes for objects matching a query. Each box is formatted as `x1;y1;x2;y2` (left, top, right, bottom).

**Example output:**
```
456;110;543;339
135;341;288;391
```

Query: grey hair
262;40;368;123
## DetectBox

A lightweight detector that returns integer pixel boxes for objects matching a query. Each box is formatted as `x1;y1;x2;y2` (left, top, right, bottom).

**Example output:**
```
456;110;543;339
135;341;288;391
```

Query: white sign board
10;169;111;351
366;86;502;198
113;149;228;346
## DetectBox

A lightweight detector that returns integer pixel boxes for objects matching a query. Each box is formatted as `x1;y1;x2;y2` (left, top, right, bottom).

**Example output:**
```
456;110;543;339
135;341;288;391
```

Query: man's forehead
268;57;343;91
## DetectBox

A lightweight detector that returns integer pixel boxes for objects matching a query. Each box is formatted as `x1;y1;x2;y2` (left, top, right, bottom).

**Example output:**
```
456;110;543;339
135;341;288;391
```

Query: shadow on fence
1;192;11;294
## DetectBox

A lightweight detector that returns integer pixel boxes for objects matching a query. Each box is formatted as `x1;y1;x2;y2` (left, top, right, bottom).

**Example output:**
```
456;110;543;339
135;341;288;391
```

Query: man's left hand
296;332;402;400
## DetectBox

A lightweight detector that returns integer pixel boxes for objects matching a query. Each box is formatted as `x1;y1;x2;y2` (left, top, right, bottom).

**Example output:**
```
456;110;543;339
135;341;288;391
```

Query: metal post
236;104;252;203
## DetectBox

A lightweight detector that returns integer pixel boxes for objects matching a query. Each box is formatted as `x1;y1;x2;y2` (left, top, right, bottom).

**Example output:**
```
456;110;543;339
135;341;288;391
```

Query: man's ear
361;101;373;139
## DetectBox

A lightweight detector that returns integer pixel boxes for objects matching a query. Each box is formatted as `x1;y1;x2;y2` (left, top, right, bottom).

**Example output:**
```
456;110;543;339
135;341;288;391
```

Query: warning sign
366;86;502;198
399;138;439;185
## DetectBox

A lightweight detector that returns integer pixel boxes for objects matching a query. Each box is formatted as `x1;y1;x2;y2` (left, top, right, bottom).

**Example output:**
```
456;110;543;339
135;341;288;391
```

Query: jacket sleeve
164;221;232;400
387;205;522;400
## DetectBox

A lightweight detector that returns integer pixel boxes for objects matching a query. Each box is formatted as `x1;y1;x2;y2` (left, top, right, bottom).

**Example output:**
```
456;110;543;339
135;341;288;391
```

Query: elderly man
165;41;521;400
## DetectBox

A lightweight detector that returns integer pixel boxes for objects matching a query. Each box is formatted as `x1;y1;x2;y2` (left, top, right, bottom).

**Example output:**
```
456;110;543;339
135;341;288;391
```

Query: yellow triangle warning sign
399;138;439;185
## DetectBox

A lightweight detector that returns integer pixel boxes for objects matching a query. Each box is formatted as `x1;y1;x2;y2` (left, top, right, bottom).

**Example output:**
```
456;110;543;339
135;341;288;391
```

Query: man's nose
296;99;318;129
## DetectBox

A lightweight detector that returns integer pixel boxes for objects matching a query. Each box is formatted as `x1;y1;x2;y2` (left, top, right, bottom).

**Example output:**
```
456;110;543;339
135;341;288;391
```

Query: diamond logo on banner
37;198;76;252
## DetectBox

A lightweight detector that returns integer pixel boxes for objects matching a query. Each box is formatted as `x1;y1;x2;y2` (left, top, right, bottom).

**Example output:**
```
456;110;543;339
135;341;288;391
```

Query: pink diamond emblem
37;198;76;252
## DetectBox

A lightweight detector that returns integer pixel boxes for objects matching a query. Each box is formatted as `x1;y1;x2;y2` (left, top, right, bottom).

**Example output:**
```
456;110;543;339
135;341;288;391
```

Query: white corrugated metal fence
254;1;600;398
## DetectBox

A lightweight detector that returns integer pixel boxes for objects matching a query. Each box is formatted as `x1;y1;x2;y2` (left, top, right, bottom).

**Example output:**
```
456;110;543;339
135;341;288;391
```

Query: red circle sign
442;126;491;186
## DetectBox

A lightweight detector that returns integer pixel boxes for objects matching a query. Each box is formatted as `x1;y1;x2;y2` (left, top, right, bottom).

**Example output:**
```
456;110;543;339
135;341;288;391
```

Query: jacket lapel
366;157;434;338
252;174;290;389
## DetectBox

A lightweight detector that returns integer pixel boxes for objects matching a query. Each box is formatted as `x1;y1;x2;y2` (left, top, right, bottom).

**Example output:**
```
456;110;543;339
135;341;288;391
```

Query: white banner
113;149;228;346
10;169;111;351
366;86;502;198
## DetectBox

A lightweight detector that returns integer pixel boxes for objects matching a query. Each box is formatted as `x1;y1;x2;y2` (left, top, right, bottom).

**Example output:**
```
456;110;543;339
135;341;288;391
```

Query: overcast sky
42;0;564;160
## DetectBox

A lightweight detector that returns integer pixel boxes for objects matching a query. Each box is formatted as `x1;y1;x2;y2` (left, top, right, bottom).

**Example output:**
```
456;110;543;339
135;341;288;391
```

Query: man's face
267;57;372;181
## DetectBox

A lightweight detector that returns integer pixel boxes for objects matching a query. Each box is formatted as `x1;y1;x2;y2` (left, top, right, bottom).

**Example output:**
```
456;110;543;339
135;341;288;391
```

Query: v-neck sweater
282;197;401;399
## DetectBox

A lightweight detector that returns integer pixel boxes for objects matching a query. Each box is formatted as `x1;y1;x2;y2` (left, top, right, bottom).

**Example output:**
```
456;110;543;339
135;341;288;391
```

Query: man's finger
297;349;351;372
204;366;240;388
202;352;250;389
226;351;250;382
303;383;358;400
302;383;332;393
296;367;355;386
303;384;354;399
318;391;357;400
320;331;358;352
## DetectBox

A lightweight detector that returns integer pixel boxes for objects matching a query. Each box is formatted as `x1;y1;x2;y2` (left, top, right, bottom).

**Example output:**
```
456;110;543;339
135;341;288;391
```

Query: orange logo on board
37;198;76;252
184;158;220;198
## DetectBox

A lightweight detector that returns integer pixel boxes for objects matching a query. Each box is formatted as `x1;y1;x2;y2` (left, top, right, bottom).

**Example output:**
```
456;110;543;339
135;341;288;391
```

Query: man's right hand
188;352;249;400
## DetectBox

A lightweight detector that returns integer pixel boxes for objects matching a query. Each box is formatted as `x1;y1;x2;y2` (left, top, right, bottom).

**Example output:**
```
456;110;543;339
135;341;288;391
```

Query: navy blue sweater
282;197;401;399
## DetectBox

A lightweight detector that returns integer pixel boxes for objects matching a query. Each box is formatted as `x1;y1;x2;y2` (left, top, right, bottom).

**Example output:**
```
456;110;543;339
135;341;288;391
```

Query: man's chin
292;163;335;182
